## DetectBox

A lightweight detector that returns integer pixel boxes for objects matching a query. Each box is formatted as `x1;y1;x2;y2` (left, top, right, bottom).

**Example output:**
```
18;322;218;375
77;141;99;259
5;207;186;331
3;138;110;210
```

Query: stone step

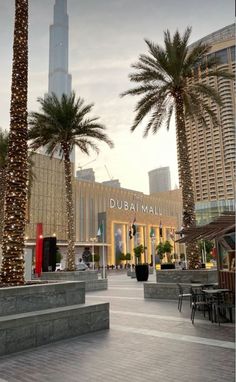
0;302;109;356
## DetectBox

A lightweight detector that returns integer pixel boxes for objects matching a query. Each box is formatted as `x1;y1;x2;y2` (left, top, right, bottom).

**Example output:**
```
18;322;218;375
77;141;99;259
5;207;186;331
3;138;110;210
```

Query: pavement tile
0;273;234;382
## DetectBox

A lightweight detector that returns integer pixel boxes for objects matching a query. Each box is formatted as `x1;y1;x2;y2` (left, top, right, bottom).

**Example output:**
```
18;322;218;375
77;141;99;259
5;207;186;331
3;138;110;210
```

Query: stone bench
0;302;109;356
155;269;217;284
41;271;108;291
144;269;218;300
85;279;108;291
144;282;180;300
0;281;85;316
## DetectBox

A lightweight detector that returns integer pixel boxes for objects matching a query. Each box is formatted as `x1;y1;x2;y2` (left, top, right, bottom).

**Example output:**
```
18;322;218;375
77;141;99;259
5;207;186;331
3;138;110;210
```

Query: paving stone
0;273;234;382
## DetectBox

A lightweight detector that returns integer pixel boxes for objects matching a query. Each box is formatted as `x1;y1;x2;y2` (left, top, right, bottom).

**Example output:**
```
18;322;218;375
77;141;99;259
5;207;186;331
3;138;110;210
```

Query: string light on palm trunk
0;0;28;286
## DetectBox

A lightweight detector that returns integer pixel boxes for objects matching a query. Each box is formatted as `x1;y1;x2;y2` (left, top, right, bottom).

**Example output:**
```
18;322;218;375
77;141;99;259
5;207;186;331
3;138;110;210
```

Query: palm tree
0;129;9;242
28;92;114;271
121;27;232;269
1;0;28;285
0;130;35;240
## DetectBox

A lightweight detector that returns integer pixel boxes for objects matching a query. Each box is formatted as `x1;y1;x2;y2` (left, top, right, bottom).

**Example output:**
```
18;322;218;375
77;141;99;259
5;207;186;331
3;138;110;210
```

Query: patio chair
212;291;235;325
177;283;192;312
190;289;213;324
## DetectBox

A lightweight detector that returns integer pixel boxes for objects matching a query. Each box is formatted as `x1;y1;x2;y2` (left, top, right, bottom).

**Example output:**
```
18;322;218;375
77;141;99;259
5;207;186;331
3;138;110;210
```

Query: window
230;46;235;62
215;49;228;64
207;53;215;65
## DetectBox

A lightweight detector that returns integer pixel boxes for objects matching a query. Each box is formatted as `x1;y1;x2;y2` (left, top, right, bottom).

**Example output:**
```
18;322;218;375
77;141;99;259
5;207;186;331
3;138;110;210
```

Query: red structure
35;223;43;277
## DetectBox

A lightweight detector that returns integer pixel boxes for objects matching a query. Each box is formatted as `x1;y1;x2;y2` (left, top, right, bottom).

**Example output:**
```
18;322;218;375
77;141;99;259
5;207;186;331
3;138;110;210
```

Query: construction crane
104;165;114;180
77;158;96;170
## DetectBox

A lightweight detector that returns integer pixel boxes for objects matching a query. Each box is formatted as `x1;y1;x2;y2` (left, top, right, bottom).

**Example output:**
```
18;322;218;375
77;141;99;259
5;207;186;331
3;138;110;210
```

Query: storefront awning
176;212;235;244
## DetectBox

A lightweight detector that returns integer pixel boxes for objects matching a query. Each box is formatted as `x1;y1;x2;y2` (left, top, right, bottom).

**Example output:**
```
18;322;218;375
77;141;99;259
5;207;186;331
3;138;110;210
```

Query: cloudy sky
0;0;234;193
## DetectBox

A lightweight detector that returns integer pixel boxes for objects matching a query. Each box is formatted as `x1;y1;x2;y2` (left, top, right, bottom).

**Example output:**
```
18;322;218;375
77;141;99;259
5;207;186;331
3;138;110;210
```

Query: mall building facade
26;153;182;266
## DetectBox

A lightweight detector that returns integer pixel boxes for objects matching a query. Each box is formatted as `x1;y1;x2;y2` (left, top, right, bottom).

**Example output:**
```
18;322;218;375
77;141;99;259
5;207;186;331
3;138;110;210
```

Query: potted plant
133;244;149;281
94;254;100;268
125;253;131;267
198;240;214;268
156;242;165;263
158;241;175;269
120;253;126;262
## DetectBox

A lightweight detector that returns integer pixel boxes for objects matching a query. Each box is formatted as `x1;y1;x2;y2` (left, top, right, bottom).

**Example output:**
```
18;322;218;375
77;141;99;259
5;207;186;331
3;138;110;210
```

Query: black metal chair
177;283;192;312
190;289;213;324
212;291;235;325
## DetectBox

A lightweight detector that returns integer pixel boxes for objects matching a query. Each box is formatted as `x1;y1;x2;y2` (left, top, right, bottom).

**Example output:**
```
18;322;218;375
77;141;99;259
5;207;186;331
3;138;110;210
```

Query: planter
161;263;175;270
135;264;149;281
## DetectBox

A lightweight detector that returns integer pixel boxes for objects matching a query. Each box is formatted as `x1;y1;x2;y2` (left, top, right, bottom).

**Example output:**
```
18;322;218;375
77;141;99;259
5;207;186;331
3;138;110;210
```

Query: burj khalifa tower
46;0;75;162
48;0;72;98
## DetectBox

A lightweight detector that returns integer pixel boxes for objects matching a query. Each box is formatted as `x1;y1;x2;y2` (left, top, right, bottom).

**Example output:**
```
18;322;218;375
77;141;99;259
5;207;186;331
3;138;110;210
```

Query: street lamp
151;234;156;274
90;237;97;271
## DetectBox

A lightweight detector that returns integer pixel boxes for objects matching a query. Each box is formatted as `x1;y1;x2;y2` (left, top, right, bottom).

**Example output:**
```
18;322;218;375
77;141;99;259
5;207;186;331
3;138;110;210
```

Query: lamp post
151;234;156;275
90;237;97;271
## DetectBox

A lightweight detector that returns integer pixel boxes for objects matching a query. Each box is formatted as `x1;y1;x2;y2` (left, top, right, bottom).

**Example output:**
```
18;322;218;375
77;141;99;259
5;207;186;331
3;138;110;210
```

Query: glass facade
196;199;235;226
114;223;124;264
230;46;235;61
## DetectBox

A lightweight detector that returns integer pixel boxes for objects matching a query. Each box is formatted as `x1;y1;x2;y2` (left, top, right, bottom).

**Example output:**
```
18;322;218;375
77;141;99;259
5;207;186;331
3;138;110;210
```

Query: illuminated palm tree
28;92;113;270
122;27;232;268
0;129;35;241
0;129;9;243
1;0;28;285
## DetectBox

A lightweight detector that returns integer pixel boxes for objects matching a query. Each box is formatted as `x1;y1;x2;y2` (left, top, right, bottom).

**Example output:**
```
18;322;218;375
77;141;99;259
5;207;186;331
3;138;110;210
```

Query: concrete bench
144;282;181;300
41;271;108;291
0;302;109;356
0;281;85;317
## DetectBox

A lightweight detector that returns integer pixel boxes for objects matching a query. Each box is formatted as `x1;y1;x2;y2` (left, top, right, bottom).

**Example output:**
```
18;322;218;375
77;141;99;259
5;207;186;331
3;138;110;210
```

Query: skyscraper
76;168;95;182
184;24;235;224
48;0;72;97
41;0;75;162
148;167;171;194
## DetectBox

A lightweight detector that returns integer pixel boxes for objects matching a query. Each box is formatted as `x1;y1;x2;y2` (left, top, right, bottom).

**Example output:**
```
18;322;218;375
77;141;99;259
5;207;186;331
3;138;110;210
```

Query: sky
0;0;234;194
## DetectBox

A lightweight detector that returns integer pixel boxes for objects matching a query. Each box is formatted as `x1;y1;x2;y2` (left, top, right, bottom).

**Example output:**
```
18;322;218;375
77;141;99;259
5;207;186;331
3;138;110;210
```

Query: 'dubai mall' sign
109;198;161;216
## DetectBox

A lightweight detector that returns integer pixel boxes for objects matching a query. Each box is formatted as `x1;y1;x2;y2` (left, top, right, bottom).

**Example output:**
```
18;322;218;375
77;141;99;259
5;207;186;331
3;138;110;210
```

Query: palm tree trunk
62;144;75;271
1;0;28;285
175;92;200;269
0;168;6;243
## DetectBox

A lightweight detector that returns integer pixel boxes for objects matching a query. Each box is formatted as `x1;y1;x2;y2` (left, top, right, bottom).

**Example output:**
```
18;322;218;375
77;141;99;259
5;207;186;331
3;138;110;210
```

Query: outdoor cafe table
202;288;230;305
190;283;218;289
202;289;231;322
202;288;230;294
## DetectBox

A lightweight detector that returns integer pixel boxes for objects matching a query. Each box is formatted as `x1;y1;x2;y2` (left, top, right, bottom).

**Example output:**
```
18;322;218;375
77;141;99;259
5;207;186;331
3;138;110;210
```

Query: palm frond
122;26;232;141
29;92;114;158
192;82;222;106
201;68;234;80
130;91;161;131
121;84;157;97
165;104;174;131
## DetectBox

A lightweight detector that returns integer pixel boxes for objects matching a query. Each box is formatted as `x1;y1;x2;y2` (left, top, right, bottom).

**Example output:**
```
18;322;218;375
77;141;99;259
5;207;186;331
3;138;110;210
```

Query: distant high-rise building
48;0;72;97
76;168;95;182
184;24;235;225
102;179;121;189
38;0;75;162
148;167;171;194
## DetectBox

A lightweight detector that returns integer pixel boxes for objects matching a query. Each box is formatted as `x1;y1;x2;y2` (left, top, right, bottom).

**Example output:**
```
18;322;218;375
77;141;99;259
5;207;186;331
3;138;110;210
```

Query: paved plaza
0;272;235;382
